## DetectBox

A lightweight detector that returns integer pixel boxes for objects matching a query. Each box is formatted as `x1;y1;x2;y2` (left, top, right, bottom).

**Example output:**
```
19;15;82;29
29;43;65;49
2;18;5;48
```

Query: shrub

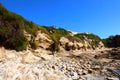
75;33;101;41
30;41;38;49
0;4;39;51
74;34;85;41
67;36;80;42
2;35;28;51
74;33;102;48
104;35;120;48
14;36;28;51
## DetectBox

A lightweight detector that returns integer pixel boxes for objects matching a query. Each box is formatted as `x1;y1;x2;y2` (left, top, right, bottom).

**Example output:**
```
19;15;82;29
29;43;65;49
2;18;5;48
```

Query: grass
74;33;101;48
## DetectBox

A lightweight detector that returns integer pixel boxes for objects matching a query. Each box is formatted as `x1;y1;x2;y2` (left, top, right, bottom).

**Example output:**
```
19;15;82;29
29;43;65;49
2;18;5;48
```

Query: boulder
21;50;41;63
106;77;119;80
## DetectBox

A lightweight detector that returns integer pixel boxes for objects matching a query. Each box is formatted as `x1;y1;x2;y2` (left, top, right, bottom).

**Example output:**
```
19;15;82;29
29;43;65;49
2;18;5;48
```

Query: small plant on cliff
44;26;70;53
74;33;102;48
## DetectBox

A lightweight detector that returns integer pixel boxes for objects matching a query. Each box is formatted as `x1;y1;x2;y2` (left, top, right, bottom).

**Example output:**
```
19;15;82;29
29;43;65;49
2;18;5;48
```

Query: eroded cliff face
59;37;104;52
28;30;105;52
24;30;104;54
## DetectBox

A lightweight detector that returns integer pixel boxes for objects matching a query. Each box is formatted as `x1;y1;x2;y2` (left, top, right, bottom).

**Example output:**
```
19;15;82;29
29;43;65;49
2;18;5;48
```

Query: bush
74;33;102;48
30;41;38;49
39;26;49;34
2;35;28;51
104;35;120;48
75;33;101;41
67;36;80;42
14;36;28;51
49;42;59;55
0;4;39;51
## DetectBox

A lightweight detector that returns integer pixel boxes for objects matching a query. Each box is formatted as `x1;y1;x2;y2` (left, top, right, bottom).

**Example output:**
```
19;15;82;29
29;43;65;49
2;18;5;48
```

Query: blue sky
0;0;120;38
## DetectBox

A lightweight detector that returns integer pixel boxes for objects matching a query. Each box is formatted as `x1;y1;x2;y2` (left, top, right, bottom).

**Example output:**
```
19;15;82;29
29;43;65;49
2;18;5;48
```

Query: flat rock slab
106;77;119;80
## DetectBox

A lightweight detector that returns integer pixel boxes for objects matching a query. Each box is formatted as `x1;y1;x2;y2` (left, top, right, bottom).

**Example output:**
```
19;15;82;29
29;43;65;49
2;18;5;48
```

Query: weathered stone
82;70;88;75
0;47;120;80
35;31;53;49
106;77;119;80
92;65;101;70
88;69;93;74
71;72;79;79
0;47;7;61
21;51;41;63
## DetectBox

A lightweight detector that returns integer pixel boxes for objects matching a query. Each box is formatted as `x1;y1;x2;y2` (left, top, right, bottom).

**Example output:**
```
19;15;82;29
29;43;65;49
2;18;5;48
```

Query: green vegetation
67;36;80;42
14;36;28;51
44;26;70;53
103;35;120;48
30;41;38;49
75;33;101;48
102;38;108;47
75;33;101;41
0;4;40;51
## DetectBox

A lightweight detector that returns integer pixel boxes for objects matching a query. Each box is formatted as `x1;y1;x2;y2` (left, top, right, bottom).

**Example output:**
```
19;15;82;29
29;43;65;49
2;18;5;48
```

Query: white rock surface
0;47;118;80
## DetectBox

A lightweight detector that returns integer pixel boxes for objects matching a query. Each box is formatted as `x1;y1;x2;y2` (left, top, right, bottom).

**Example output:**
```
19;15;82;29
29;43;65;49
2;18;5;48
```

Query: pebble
0;55;118;80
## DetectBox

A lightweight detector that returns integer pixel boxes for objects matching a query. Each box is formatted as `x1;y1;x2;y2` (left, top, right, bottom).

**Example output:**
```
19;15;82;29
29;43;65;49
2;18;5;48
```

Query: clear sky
0;0;120;38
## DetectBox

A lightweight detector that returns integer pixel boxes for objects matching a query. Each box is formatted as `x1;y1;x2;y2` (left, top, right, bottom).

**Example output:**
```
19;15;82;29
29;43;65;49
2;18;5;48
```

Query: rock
6;50;19;60
70;72;79;79
106;77;119;80
88;69;94;74
1;47;120;80
92;65;101;70
76;69;82;75
2;61;71;80
98;41;105;48
82;74;105;80
101;69;107;73
82;70;88;75
35;31;53;49
0;47;8;62
59;37;69;46
44;74;58;80
21;51;41;63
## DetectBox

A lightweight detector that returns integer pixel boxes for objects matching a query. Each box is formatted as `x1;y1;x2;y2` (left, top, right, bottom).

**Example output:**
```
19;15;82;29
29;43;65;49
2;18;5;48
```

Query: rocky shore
0;48;120;80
